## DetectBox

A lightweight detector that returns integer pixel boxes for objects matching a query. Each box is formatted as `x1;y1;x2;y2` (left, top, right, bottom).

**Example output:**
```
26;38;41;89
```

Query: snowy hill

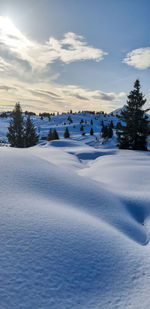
1;112;150;308
0;111;118;146
110;104;150;121
1;141;150;309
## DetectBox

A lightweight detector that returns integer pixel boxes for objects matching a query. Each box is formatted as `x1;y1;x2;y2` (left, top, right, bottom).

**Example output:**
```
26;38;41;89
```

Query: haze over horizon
0;0;150;113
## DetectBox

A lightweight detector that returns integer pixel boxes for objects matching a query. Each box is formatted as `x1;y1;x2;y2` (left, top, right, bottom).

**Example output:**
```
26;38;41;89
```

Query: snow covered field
1;112;150;308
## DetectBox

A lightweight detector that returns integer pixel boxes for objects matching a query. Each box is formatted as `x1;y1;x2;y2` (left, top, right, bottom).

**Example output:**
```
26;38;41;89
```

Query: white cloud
123;48;150;69
0;16;107;71
0;16;124;113
0;78;125;113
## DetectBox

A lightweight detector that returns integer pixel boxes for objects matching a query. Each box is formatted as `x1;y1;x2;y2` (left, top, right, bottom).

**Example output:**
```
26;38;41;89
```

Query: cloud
93;92;116;101
72;94;89;101
0;78;125;113
0;85;16;91
123;48;150;69
0;16;107;73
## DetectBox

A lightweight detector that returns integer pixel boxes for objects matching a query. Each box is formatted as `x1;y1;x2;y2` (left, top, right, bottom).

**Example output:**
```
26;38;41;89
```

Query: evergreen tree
64;127;70;138
24;115;39;147
117;80;149;150
47;128;53;141
101;124;113;139
53;129;59;140
80;124;84;131
90;127;94;135
101;120;104;127
101;125;108;138
90;119;93;125
47;128;59;141
7;102;24;147
116;121;122;130
110;120;114;129
108;125;113;138
67;116;73;123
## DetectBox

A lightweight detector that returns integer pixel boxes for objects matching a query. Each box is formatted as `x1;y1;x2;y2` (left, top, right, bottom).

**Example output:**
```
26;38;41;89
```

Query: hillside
1;111;150;308
0;111;118;144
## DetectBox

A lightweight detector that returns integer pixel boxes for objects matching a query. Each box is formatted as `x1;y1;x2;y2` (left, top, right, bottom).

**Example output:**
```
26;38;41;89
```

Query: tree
108;125;113;138
7;102;24;147
101;125;108;138
64;127;70;138
24;115;39;147
117;80;149;150
47;128;53;141
90;127;94;135
101;124;113;139
67;116;73;123
53;129;59;140
101;120;104;127
110;120;114;129
47;128;59;141
116;121;122;130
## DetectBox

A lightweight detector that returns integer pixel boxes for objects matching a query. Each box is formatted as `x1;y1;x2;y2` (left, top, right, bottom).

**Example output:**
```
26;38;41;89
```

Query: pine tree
101;120;104;127
110;120;114;129
101;125;108;138
24;115;39;147
53;129;59;140
117;80;149;150
47;128;59;141
116;121;122;130
7;102;25;147
90;127;94;135
47;128;53;141
108;125;113;138
64;127;70;138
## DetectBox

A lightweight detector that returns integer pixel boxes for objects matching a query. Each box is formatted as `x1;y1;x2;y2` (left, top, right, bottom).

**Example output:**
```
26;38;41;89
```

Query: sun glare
0;16;22;39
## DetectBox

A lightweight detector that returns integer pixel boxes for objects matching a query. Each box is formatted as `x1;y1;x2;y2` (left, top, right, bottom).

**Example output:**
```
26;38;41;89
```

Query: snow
1;112;150;308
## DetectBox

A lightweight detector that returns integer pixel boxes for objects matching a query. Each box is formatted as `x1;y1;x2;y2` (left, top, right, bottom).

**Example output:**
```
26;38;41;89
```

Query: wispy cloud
123;48;150;69
0;16;107;74
0;78;125;113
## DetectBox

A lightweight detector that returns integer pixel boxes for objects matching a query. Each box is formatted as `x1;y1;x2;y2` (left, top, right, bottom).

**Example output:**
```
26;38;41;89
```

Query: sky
0;0;150;113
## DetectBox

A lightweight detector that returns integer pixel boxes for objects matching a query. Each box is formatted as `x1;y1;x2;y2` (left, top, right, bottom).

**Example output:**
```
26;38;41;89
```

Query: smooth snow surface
1;138;150;309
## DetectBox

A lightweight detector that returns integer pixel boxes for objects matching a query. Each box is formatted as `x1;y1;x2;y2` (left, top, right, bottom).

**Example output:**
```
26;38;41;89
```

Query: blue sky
0;0;149;113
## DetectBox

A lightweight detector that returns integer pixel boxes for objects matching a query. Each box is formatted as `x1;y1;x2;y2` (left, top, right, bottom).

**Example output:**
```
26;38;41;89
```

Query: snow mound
1;145;150;309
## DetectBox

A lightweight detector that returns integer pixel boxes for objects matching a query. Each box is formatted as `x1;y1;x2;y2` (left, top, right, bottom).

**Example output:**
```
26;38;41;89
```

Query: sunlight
0;16;21;37
0;15;32;60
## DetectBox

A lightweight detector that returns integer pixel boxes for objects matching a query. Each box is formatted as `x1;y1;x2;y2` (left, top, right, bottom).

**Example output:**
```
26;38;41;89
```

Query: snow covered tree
24;115;39;147
117;80;149;150
64;127;70;138
7;102;25;147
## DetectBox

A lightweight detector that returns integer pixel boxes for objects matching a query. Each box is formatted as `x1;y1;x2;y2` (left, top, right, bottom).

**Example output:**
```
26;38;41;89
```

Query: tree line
6;79;150;150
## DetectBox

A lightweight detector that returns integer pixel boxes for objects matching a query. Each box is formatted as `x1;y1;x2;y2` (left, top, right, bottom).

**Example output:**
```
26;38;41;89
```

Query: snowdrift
1;143;150;309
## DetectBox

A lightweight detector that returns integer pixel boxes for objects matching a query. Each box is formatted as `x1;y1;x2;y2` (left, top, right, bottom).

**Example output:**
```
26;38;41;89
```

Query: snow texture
0;111;150;308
